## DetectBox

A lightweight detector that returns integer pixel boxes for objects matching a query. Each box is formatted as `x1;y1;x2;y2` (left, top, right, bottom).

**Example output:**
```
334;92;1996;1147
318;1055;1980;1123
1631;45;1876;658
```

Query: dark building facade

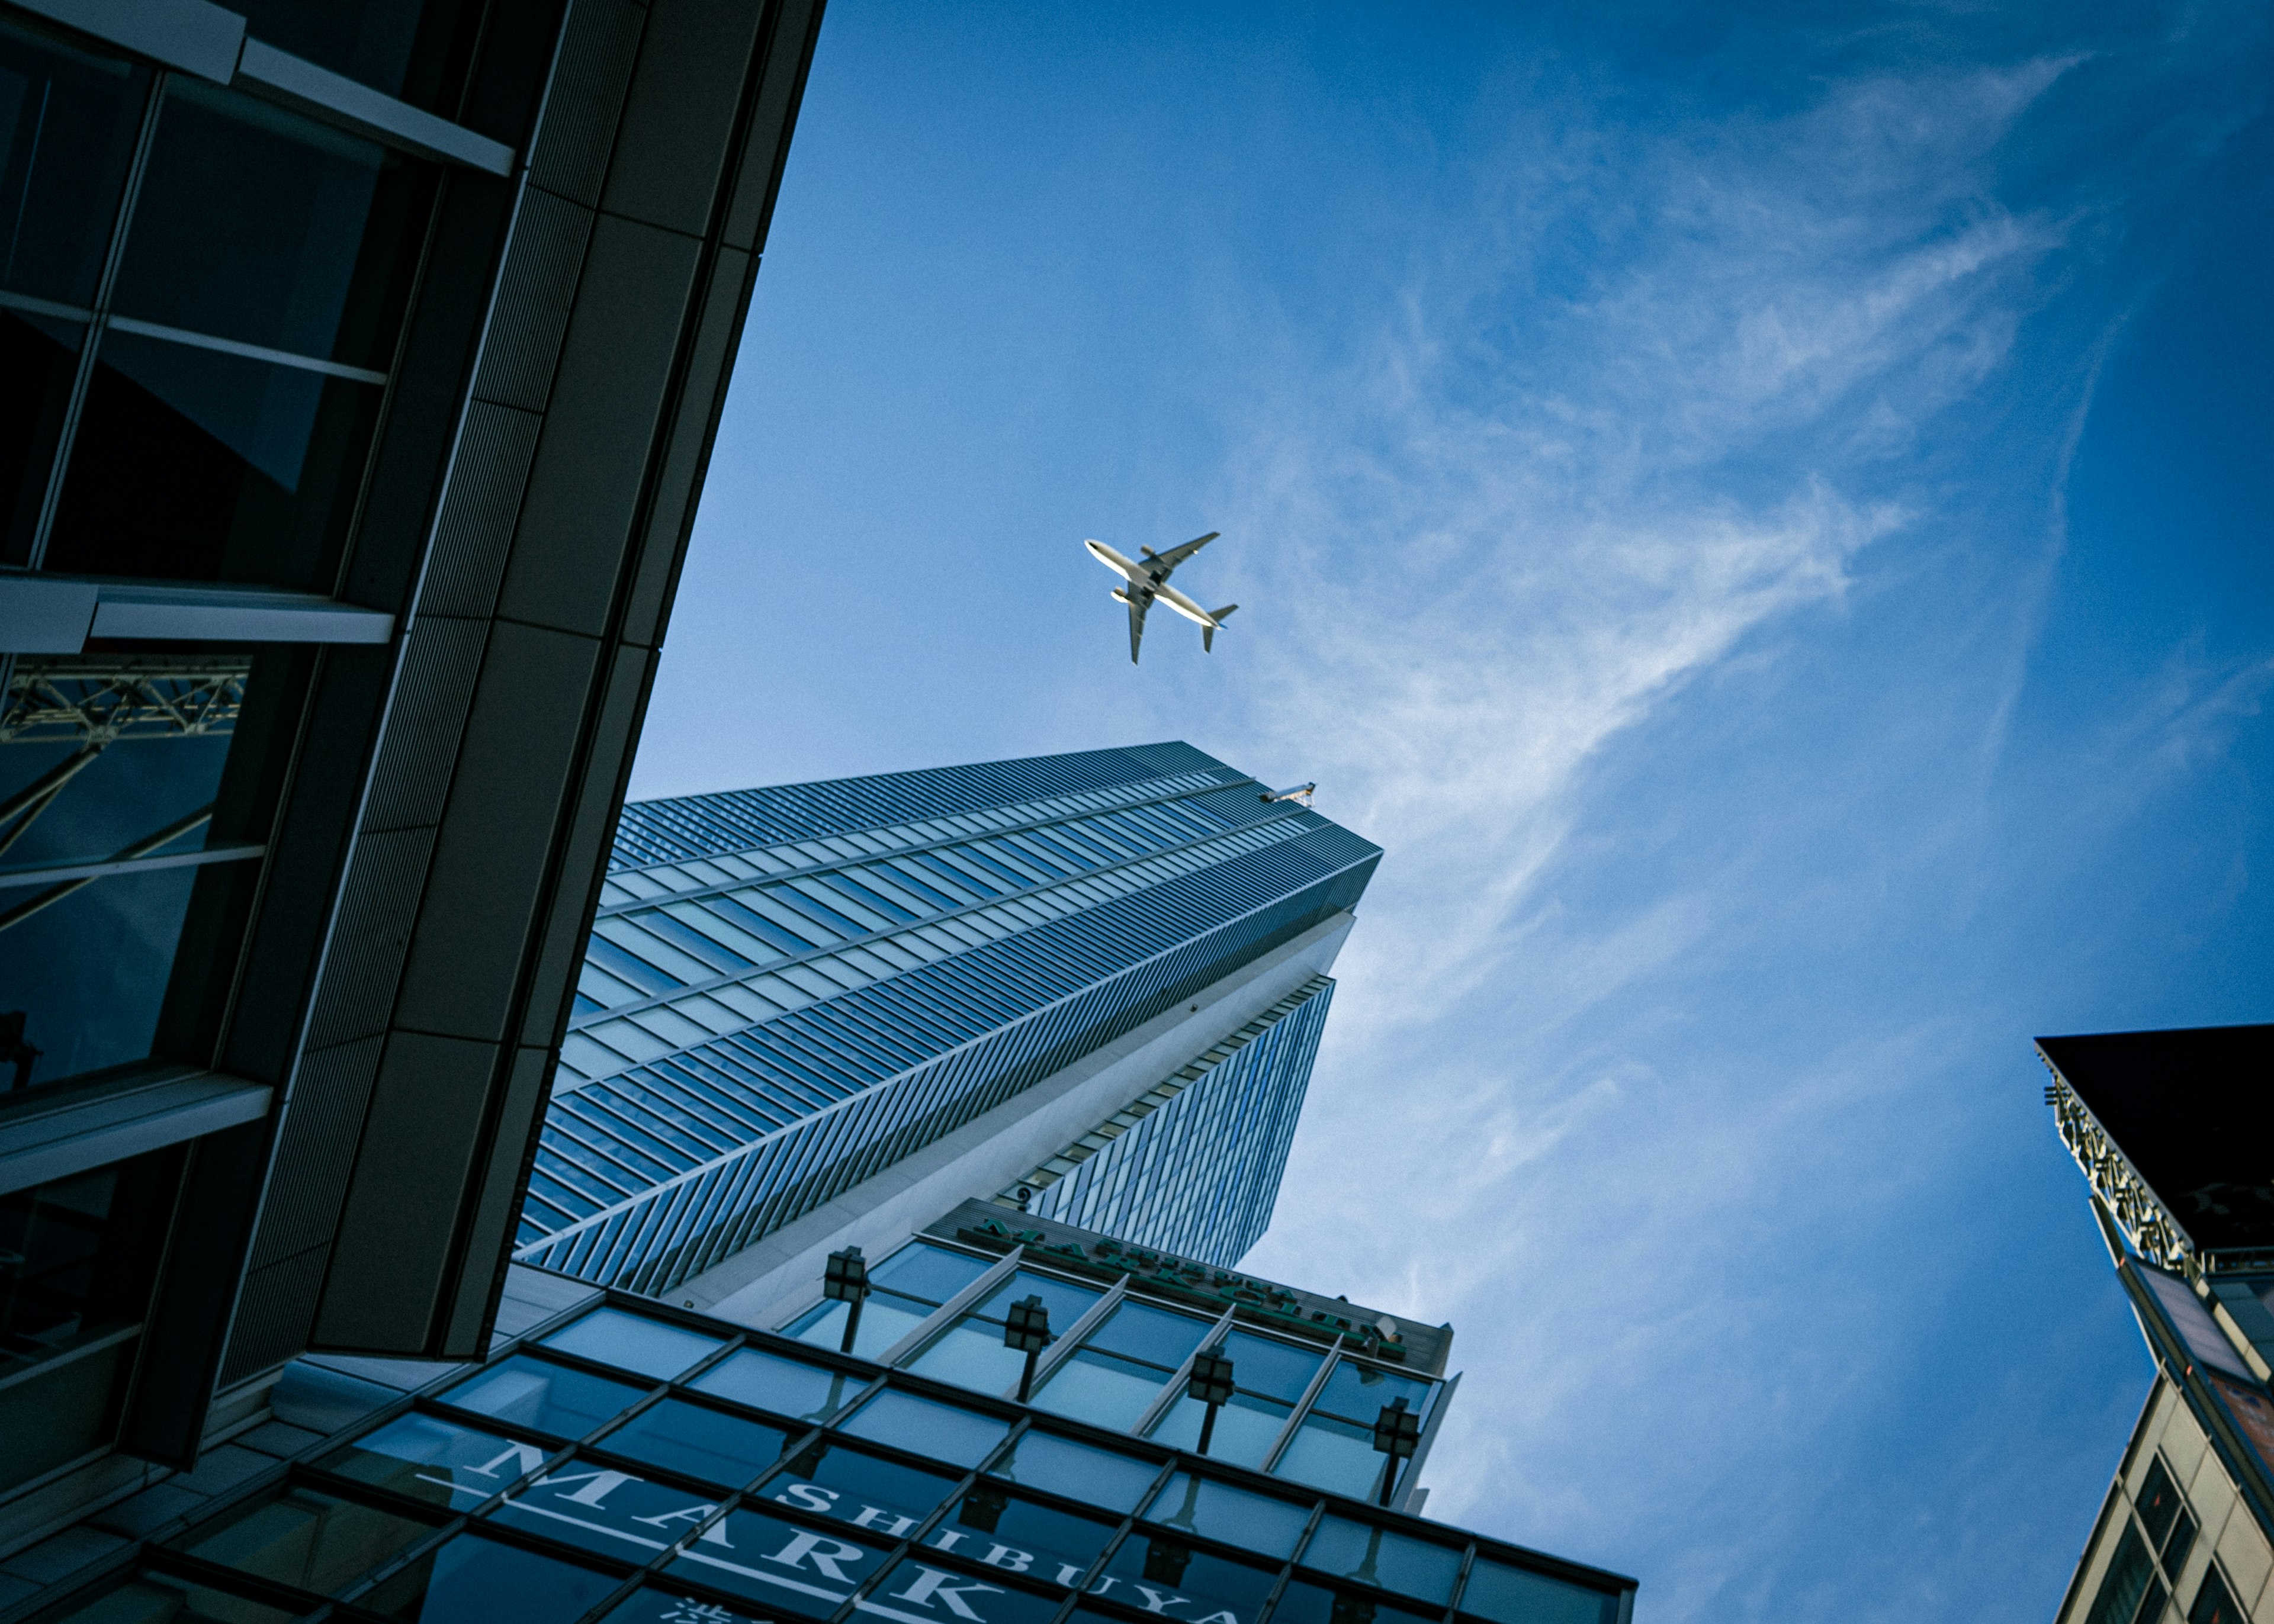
2044;1024;2274;1624
0;0;827;1547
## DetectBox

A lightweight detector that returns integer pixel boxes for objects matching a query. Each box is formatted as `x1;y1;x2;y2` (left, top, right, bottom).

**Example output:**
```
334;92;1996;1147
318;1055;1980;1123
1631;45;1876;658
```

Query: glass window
37;1569;297;1624
876;1242;998;1302
1272;1581;1442;1624
757;1437;958;1537
2190;1564;2240;1624
786;1289;935;1361
321;1413;551;1511
542;1307;723;1378
487;1460;727;1565
1459;1559;1619;1624
0;22;146;307
174;1485;439;1596
839;1388;1010;1467
1146;1390;1290;1469
1301;1517;1463;1603
690;1346;863;1423
1146;1474;1311;1559
1213;1332;1324;1401
908;1272;1103;1393
600;1398;791;1489
1031;1347;1171;1432
932;1484;1117;1588
667;1506;892;1617
234;0;481;114
1273;1415;1384;1498
1311;1363;1431;1424
863;1557;1065;1624
1084;1303;1212;1368
600;1586;774;1624
2137;1456;2184;1549
0;1146;186;1495
438;1353;647;1439
1101;1531;1279;1624
357;1530;621;1623
987;1429;1160;1513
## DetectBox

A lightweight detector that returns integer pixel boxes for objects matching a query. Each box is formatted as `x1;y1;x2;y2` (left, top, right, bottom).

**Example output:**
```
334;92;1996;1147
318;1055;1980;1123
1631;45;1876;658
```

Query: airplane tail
1202;604;1237;652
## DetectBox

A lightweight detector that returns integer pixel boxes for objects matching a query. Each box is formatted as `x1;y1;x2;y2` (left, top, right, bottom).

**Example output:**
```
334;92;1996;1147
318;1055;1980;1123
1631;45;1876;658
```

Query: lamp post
1187;1346;1235;1455
1005;1294;1053;1401
1372;1396;1421;1507
824;1246;870;1355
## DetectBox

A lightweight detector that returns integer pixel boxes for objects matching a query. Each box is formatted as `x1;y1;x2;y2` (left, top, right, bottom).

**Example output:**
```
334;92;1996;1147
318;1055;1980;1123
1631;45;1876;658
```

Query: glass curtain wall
24;1292;1624;1624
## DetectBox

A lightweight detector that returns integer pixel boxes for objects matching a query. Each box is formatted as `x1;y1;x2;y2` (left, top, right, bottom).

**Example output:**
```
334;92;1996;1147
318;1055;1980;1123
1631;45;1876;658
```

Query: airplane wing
1146;530;1219;576
1126;592;1150;664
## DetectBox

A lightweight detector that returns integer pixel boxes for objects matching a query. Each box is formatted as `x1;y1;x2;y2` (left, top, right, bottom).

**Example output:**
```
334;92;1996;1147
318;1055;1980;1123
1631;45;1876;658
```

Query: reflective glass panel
234;0;480;111
322;1413;550;1511
1273;1416;1384;1498
758;1437;958;1537
1146;1474;1311;1558
439;1353;647;1438
0;22;147;306
872;1242;995;1302
906;1316;1029;1394
838;1388;1009;1466
1082;1302;1211;1369
1310;1363;1431;1424
973;1271;1103;1326
600;1585;770;1624
174;1485;438;1596
600;1398;791;1488
0;308;79;562
40;1570;295;1624
1146;1390;1290;1468
863;1558;1063;1624
690;1346;862;1422
358;1530;619;1623
667;1506;891;1617
786;1291;933;1360
487;1460;725;1564
1459;1560;1618;1624
541;1307;722;1378
1272;1580;1441;1624
1032;1347;1167;1430
1101;1531;1278;1624
1301;1517;1463;1603
1215;1332;1322;1401
932;1484;1117;1588
987;1429;1160;1513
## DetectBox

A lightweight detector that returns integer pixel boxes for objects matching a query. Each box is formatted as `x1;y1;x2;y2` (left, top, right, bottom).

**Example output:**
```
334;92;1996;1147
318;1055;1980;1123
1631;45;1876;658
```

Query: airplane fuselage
1083;539;1222;629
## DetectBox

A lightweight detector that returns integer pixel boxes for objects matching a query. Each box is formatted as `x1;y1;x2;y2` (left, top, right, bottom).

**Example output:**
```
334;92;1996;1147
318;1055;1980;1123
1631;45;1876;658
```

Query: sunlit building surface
2044;1024;2274;1624
0;0;825;1555
0;1217;1636;1624
521;745;1379;1300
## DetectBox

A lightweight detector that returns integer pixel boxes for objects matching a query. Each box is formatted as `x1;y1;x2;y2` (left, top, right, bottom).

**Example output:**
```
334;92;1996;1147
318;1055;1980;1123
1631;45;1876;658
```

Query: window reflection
358;1531;621;1624
0;21;149;309
174;1485;441;1597
985;1428;1159;1513
599;1397;790;1488
439;1353;648;1439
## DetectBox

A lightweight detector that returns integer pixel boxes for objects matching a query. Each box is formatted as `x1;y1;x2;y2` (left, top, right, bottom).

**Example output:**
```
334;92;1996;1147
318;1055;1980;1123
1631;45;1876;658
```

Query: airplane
1083;531;1237;664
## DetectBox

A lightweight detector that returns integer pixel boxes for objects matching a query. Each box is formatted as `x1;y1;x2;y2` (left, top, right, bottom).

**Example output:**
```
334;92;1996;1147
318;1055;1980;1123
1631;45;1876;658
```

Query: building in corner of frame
519;742;1380;1320
0;0;827;1567
2042;1022;2274;1624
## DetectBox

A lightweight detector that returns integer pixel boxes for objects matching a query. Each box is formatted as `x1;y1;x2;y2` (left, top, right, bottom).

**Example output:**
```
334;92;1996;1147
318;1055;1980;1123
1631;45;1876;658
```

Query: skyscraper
2042;1023;2274;1624
518;744;1380;1313
0;0;827;1530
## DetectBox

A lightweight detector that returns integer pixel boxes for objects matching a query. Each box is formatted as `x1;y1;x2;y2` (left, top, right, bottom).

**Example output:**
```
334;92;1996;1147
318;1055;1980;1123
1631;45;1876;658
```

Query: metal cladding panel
207;0;832;1384
2039;1024;2274;1253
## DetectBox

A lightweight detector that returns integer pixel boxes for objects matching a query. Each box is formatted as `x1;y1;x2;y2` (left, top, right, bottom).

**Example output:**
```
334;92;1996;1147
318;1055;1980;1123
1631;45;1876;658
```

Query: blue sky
628;4;2274;1617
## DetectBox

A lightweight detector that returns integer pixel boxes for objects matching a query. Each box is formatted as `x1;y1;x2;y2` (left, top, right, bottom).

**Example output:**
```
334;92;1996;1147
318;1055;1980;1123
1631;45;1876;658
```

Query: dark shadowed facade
0;0;827;1549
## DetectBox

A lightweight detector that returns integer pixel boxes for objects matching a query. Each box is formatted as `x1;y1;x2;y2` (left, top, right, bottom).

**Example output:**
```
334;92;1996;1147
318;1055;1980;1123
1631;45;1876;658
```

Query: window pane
2136;1458;2183;1549
2081;1525;2155;1624
322;1413;550;1511
0;21;148;306
439;1353;647;1438
1031;1348;1167;1431
600;1585;771;1624
873;1242;997;1304
38;1570;297;1624
838;1388;1009;1467
972;1271;1103;1326
358;1530;619;1623
233;0;480;111
46;329;384;586
541;1307;723;1378
1311;1363;1431;1426
934;1485;1117;1587
1460;1559;1619;1624
1273;1580;1442;1624
907;1316;1027;1393
1082;1303;1211;1369
1302;1517;1463;1603
690;1346;863;1422
1146;1474;1311;1559
2190;1564;2240;1624
863;1558;1064;1624
987;1429;1159;1513
1146;1390;1290;1468
667;1506;891;1616
1273;1416;1383;1498
786;1290;932;1359
174;1485;438;1596
1102;1531;1277;1624
757;1438;958;1536
110;82;429;369
0;310;81;563
487;1460;725;1564
602;1398;789;1488
1216;1332;1322;1402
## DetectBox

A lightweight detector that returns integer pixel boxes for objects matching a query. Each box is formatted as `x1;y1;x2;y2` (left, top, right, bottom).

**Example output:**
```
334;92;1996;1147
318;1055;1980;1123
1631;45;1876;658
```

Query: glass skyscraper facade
518;745;1381;1298
992;977;1332;1268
